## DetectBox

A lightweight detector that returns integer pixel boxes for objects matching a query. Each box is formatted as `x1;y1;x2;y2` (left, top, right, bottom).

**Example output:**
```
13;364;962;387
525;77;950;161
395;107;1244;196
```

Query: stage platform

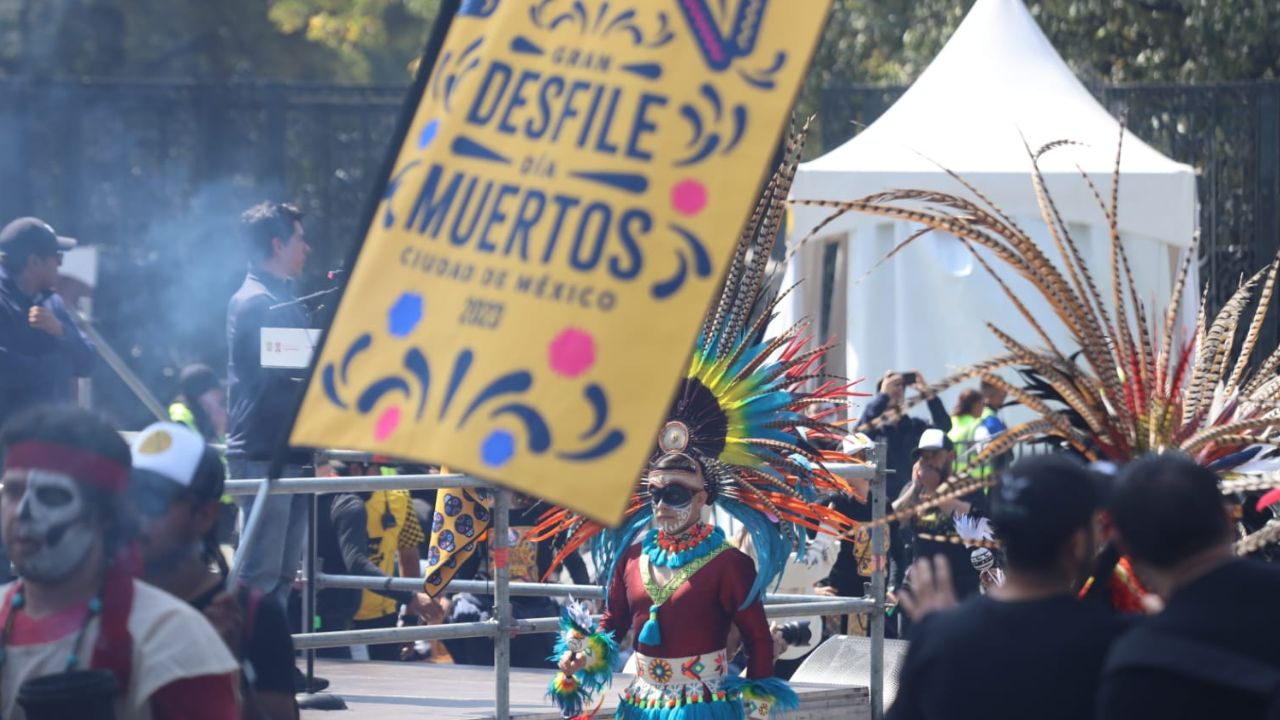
299;659;870;720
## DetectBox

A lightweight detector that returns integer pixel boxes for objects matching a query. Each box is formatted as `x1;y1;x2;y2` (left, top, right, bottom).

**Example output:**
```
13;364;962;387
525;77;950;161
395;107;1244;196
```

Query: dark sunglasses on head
649;484;696;508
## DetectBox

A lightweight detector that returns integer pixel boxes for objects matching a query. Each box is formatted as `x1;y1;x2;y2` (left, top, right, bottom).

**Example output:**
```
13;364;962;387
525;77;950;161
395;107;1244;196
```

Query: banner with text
290;0;832;524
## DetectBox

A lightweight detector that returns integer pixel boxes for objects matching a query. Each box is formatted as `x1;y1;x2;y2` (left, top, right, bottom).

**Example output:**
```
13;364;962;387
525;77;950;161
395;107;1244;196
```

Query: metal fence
222;451;892;720
1;78;1275;423
818;80;1280;356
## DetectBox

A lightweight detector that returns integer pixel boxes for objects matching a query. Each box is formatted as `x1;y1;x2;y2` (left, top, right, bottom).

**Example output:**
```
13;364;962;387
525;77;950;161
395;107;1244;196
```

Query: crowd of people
1;201;1278;720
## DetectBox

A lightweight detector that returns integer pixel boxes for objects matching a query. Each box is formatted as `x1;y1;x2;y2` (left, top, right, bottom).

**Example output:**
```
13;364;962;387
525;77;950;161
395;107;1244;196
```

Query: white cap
917;427;948;452
130;422;207;490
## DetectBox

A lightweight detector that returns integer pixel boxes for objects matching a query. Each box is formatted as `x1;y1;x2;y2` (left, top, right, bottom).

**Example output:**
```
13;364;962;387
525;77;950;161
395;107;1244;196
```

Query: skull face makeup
648;469;706;535
2;469;97;583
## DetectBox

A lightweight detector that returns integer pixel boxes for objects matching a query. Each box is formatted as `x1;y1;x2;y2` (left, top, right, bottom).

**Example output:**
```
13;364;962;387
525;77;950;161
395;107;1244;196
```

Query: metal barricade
223;452;891;720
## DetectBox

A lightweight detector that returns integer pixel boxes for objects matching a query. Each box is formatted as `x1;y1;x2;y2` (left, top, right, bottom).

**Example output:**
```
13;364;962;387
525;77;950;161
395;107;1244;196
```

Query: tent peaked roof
804;0;1191;177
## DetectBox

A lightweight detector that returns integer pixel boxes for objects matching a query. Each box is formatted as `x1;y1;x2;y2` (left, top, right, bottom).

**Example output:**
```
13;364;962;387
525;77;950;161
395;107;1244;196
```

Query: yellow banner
290;0;832;525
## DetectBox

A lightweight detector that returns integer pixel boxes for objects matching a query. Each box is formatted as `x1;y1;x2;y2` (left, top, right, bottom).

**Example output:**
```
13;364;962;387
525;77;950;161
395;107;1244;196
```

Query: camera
775;620;813;648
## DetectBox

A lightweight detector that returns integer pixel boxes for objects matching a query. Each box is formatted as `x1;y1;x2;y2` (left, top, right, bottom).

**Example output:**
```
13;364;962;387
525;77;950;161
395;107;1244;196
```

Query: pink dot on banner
671;179;708;216
548;328;596;378
374;405;402;442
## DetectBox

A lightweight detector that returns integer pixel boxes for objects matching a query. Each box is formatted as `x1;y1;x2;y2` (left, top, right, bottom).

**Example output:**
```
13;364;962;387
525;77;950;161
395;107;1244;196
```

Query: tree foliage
267;0;441;81
6;0;1274;90
803;0;1279;100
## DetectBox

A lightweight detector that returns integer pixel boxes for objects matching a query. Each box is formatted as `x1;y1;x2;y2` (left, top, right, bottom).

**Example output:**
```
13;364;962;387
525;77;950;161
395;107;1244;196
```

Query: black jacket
315;493;416;623
225;269;310;461
1099;559;1280;720
0;269;94;429
857;392;952;497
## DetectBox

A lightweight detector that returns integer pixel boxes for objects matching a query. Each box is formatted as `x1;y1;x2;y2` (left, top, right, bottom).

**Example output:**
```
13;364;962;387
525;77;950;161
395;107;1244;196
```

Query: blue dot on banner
481;430;516;468
418;119;440;150
388;292;424;337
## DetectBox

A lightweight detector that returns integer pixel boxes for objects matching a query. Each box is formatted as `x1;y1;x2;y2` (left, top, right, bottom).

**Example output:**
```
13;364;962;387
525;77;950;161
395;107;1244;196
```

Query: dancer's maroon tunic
600;543;776;679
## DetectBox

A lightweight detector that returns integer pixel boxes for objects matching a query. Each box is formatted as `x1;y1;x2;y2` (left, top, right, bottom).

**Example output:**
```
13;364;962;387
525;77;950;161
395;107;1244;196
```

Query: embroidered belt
633;649;728;686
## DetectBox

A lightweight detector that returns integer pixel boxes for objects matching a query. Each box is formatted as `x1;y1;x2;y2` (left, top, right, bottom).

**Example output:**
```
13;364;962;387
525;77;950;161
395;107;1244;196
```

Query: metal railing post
228;475;273;588
304;490;318;688
869;443;887;720
492;488;512;720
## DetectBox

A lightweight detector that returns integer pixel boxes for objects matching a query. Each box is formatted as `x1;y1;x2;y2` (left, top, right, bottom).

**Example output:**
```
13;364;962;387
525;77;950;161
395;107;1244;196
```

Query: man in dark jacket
0;217;94;430
1099;454;1280;720
226;201;313;611
857;370;952;499
890;455;1127;720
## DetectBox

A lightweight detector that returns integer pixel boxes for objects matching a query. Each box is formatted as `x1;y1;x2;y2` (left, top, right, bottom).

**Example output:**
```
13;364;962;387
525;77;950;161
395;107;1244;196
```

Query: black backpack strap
1107;631;1280;697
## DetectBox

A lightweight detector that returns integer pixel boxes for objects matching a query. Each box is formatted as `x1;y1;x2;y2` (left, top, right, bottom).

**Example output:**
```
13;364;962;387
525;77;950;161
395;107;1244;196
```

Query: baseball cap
911;427;954;458
129;423;225;515
990;454;1101;537
0;217;76;257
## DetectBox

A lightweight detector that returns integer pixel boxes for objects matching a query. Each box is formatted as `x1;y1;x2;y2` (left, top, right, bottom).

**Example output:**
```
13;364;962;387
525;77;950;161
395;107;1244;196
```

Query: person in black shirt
890;455;1127;720
0;216;94;431
1099;454;1280;720
128;421;297;720
857;370;952;500
226;201;313;612
892;429;981;638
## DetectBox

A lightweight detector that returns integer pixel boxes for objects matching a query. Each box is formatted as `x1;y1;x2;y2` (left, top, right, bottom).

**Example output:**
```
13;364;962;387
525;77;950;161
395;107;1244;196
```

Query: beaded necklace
0;581;102;719
642;524;724;569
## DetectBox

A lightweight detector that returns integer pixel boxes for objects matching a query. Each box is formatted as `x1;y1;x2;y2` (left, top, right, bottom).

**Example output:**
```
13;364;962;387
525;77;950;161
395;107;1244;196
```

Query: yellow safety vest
948;412;992;479
355;489;413;620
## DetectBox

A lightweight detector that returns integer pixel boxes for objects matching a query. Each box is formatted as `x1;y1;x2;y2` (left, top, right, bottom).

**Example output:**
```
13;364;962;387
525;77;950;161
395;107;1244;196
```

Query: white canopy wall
780;0;1199;403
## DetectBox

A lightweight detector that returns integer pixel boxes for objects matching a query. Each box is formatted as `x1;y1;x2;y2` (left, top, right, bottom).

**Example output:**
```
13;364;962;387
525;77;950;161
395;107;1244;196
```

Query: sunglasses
649;484;697;508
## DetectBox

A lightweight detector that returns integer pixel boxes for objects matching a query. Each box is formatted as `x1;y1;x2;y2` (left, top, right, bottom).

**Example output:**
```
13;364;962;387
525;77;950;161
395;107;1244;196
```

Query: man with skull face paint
0;406;238;720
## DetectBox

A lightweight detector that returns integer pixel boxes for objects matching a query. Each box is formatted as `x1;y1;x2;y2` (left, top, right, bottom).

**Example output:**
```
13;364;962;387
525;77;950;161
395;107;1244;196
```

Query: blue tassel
638;604;662;645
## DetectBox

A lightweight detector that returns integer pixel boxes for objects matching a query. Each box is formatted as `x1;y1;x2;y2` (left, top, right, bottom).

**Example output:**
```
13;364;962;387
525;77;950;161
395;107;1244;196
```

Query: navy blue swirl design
559;429;626;461
724;105;748;153
404;347;430;420
673;224;712;276
652;253;688;300
439;349;474;420
738;50;787;90
342;333;373;385
323;365;346;409
569;171;648;194
620;62;662;80
490;403;552;453
452;136;512;164
530;0;673;47
511;36;544;55
652;224;712;299
460;0;499;18
457;371;533;427
580;384;608;439
357;377;410;414
321;324;627;464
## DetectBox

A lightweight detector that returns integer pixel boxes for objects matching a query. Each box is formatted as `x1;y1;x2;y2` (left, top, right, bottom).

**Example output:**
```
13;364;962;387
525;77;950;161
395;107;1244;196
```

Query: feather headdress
793;127;1280;555
533;120;866;601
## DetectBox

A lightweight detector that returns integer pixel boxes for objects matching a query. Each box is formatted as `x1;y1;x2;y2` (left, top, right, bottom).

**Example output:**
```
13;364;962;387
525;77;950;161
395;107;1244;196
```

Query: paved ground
298;659;868;719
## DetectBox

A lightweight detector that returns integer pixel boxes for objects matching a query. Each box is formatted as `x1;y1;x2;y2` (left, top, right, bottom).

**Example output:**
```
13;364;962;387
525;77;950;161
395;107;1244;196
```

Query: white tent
782;0;1199;404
